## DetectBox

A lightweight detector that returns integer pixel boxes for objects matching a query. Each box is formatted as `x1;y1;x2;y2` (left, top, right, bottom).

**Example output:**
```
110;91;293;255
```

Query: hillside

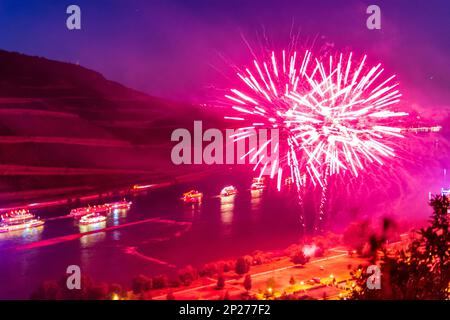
0;50;223;205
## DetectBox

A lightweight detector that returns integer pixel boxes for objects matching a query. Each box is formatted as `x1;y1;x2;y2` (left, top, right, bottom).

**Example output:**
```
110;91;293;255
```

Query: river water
0;174;304;299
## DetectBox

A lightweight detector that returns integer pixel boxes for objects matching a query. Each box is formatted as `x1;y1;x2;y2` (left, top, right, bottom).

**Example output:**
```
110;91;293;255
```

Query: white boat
71;200;132;217
182;190;203;203
251;177;266;190
251;182;266;190
79;213;107;225
220;186;238;197
0;209;44;233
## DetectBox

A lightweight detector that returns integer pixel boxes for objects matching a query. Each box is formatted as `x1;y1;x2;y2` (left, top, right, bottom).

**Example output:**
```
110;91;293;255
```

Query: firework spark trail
285;53;406;187
225;50;314;190
225;50;407;193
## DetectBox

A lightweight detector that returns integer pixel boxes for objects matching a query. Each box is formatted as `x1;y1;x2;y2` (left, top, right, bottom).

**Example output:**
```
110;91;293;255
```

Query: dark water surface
0;175;304;299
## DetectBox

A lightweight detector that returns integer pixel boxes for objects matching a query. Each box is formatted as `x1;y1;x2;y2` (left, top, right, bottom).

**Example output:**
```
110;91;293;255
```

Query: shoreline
0;169;220;215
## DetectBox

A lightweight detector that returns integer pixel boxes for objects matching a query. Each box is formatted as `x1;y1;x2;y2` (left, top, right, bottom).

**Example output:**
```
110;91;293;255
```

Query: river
0;174;304;299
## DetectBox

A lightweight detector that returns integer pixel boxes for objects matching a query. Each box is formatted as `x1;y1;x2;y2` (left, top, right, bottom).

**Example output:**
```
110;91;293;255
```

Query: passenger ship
182;190;203;203
79;213;107;225
220;186;238;197
70;200;132;218
251;177;266;190
0;209;44;233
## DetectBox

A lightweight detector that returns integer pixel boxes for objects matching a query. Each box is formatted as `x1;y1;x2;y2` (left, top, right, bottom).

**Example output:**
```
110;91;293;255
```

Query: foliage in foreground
348;195;450;300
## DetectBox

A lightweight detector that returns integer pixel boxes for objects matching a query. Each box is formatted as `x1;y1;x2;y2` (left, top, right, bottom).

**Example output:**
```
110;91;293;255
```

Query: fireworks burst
225;50;408;192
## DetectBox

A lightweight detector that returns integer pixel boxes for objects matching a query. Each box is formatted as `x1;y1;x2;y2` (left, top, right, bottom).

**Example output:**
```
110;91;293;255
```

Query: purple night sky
0;0;449;110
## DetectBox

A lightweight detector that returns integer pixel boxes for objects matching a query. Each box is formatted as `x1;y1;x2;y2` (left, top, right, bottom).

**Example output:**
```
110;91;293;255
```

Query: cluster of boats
1;177;273;232
181;178;267;203
71;200;132;225
0;209;44;233
0;200;132;233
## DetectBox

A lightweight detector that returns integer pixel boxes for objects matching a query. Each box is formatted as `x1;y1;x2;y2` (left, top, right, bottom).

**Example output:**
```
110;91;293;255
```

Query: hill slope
0;50;222;205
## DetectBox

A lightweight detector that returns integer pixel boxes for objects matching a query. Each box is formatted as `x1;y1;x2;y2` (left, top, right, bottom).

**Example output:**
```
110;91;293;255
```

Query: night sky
0;0;449;108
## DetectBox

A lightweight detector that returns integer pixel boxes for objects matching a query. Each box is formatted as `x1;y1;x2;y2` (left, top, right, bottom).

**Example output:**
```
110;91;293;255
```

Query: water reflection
0;180;308;299
250;190;263;211
110;209;128;241
78;222;106;247
112;208;128;226
220;195;235;225
0;225;44;243
182;202;202;220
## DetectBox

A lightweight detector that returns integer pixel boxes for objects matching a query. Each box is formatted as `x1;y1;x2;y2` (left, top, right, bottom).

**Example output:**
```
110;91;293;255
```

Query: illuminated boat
182;190;203;203
70;200;132;217
132;184;153;191
70;206;94;217
251;177;266;190
251;182;266;190
220;186;238;197
79;213;107;225
110;200;132;210
0;209;44;233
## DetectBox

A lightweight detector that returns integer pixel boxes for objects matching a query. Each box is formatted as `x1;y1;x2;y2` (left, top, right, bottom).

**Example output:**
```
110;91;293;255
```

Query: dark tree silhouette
290;249;310;265
244;274;252;292
131;275;152;294
178;265;198;286
235;256;250;275
348;195;450;300
152;275;168;289
31;280;60;299
343;220;373;254
216;274;225;290
31;275;114;300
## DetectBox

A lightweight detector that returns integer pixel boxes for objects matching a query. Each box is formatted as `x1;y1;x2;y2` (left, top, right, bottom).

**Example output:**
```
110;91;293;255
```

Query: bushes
108;283;125;299
314;243;325;257
291;249;310;265
216;274;225;290
285;243;310;265
251;250;273;265
244;274;252;291
284;244;301;257
348;196;450;300
152;275;168;289
219;260;236;273
235;256;250;275
343;221;373;254
132;275;152;294
198;262;218;277
32;275;123;300
168;278;181;288
32;280;60;299
87;283;109;300
178;265;198;286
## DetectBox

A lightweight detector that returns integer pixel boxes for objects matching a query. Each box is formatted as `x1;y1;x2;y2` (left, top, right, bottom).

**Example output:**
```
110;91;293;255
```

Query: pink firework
225;50;407;191
225;50;314;190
